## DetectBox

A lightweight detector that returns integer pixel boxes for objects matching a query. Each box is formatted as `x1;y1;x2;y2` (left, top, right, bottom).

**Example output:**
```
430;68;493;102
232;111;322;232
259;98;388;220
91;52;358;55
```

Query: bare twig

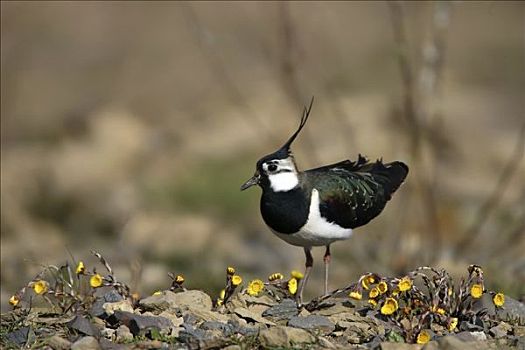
181;3;277;144
388;1;443;263
389;1;421;154
278;2;320;165
456;123;525;254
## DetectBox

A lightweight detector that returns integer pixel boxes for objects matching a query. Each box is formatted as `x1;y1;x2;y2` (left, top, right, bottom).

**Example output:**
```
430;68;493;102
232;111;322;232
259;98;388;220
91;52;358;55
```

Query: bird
240;98;409;305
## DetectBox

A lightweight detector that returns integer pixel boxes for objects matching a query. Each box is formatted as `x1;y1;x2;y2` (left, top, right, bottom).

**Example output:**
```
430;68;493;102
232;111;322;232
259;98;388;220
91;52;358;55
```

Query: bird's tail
383;161;409;195
362;159;408;200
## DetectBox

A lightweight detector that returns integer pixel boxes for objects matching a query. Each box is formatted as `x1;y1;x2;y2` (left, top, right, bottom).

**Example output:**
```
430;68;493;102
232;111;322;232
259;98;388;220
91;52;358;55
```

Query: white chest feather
268;172;299;192
273;188;353;247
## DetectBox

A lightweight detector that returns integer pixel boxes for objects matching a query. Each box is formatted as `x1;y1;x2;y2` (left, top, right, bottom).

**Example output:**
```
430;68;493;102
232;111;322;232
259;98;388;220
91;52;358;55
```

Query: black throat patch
260;187;310;234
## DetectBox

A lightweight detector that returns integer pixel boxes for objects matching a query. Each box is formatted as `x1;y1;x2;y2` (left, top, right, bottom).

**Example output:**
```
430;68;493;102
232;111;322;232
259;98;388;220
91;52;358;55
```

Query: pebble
139;290;213;312
71;336;101;350
115;325;134;343
261;299;298;320
112;310;173;336
259;325;315;347
288;314;335;333
67;315;100;337
46;334;72;350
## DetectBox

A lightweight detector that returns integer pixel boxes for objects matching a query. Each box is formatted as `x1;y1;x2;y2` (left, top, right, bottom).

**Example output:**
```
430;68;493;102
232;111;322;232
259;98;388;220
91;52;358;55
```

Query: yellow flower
470;283;483;298
175;275;185;284
90;274;103;288
288;278;298;295
216;299;223;306
9;295;19;306
33;280;48;295
153;291;162;296
227;267;235;275
361;275;375;290
75;261;85;274
430;305;445;315
448;317;458;332
377;281;388;294
349;290;362;300
380;297;398;315
219;289;225;299
391;289;400;297
247;279;265;296
291;270;304;280
368;299;377;307
369;287;380;299
398;277;412;292
231;275;242;286
416;330;431;344
269;273;284;281
493;293;505;307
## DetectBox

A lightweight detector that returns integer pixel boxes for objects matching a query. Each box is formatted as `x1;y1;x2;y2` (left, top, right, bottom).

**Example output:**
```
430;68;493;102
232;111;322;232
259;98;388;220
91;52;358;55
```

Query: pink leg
297;247;313;305
323;245;331;296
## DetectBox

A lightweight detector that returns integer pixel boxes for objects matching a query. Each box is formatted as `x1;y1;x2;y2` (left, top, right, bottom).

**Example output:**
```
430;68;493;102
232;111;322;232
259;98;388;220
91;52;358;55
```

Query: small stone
90;290;124;318
190;308;231;323
234;307;276;326
247;304;271;318
139;290;212;312
113;311;173;336
100;327;115;340
243;294;277;306
227;316;260;336
5;326;34;346
98;338;129;350
288;315;335;334
133;340;163;349
178;324;228;348
183;312;200;326
158;311;184;326
380;343;421;350
514;325;525;337
318;336;337;349
71;336;101;350
436;336;464;350
222;345;241;350
315;303;352;316
103;300;134;316
459;322;484;333
298;308;311;317
496;295;525;320
179;323;207;344
489;322;512;338
262;299;298;320
115;325;134;343
259;326;315;348
200;321;234;335
455;331;487;342
47;334;72;350
224;292;248;310
67;315;100;337
423;340;439;350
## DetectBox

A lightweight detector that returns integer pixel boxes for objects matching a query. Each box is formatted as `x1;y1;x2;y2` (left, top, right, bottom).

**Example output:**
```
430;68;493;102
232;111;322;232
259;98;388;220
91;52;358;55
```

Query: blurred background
1;1;524;311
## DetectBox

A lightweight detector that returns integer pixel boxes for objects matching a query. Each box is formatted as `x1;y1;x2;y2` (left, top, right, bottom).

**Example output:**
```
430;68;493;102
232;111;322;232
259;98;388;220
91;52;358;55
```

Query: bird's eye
267;164;278;172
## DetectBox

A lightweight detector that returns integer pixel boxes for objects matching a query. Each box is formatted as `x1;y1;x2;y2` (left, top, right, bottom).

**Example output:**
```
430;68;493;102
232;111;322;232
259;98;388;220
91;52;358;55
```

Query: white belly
272;189;353;247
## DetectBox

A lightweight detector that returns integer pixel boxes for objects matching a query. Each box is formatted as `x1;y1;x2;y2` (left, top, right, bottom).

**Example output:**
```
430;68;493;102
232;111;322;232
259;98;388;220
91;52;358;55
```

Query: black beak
240;172;260;191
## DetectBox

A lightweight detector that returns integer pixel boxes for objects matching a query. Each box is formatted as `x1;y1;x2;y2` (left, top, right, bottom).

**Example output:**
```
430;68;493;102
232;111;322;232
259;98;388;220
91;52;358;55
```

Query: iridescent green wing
304;156;408;229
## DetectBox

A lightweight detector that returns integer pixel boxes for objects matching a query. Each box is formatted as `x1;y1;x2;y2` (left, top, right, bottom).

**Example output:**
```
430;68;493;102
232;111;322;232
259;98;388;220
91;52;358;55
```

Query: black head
241;97;314;191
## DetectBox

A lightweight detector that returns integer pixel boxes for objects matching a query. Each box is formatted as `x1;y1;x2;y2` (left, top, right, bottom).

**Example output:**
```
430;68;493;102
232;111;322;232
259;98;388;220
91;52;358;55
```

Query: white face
261;157;299;192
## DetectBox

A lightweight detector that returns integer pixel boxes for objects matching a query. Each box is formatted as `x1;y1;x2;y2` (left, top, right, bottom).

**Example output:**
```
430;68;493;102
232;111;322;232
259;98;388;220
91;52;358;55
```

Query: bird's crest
280;96;314;154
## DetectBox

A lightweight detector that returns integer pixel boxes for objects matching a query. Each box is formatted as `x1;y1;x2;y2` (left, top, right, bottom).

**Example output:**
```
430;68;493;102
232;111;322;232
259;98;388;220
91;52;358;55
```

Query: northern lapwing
241;99;409;304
